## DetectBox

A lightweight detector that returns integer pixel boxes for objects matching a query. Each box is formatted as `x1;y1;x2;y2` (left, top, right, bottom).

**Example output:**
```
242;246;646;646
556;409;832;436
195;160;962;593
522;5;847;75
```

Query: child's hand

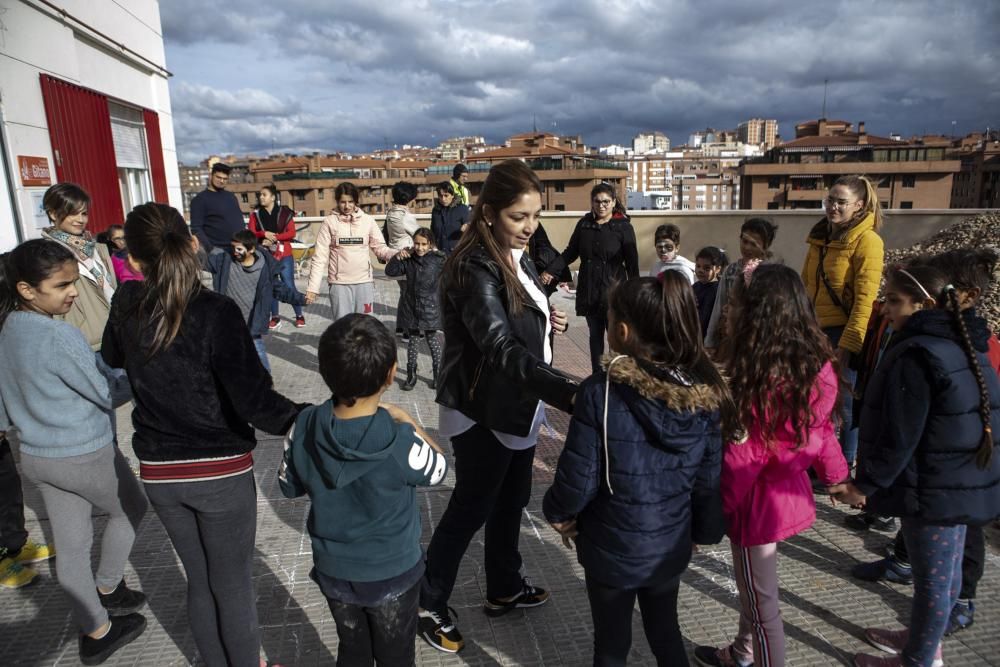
829;481;866;508
305;291;317;305
540;271;554;285
550;308;569;334
380;403;414;425
549;519;577;550
397;249;410;260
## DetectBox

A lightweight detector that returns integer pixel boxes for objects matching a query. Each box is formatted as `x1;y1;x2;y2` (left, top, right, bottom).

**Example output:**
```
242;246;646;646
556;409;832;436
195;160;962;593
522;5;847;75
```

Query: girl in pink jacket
695;263;849;667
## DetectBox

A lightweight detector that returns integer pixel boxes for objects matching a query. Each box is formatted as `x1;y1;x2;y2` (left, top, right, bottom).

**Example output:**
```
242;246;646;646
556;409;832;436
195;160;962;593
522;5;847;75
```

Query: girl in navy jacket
543;273;738;666
834;263;1000;667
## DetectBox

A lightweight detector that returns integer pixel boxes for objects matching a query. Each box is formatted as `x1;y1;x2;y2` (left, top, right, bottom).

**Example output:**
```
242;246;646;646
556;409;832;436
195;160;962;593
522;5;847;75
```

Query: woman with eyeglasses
802;175;885;474
541;182;638;373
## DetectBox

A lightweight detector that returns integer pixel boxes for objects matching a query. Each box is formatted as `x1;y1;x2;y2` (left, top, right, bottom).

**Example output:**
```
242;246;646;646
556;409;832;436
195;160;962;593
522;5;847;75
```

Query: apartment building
672;159;740;211
738;119;961;210
633;131;671;154
950;132;1000;209
737;118;779;150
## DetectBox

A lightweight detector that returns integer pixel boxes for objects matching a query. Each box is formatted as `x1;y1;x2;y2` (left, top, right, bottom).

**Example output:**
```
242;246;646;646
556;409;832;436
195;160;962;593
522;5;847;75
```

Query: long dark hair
0;240;76;331
444;159;542;316
124;203;201;354
608;273;740;441
590;182;627;218
725;264;839;448
883;263;948;306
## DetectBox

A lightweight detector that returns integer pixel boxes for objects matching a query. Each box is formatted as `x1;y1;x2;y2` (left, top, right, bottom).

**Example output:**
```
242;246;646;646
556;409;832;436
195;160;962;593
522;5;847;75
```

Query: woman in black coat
541;183;639;372
384;228;446;390
417;160;579;654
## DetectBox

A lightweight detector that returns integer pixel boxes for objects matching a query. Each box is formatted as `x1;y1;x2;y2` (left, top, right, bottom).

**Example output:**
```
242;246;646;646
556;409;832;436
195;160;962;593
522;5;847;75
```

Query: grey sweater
0;312;115;458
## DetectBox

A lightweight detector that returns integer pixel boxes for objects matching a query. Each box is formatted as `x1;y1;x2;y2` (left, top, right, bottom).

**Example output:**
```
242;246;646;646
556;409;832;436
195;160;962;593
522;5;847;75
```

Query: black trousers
326;580;419;667
0;438;28;559
420;424;533;611
585;313;609;374
585;573;687;666
892;523;985;599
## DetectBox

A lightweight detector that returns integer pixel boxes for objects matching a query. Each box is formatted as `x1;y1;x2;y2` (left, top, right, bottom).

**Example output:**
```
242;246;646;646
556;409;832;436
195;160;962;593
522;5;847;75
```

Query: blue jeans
823;326;858;466
901;520;965;666
271;255;303;318
253;336;271;373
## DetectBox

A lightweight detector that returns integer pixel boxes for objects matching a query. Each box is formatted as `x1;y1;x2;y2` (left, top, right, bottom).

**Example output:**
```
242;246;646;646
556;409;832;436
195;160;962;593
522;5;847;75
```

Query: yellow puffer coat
801;212;884;355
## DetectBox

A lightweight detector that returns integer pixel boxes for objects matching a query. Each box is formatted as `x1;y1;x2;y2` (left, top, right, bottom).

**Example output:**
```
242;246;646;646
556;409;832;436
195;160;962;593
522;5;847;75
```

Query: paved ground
3;274;999;666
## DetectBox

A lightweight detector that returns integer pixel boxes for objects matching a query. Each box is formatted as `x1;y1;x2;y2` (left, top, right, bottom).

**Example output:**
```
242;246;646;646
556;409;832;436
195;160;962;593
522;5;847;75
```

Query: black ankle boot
429;369;438;390
402;370;417;391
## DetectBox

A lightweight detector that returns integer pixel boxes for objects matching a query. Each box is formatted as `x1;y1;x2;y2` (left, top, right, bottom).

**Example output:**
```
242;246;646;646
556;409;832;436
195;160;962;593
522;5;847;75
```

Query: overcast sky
161;0;1000;163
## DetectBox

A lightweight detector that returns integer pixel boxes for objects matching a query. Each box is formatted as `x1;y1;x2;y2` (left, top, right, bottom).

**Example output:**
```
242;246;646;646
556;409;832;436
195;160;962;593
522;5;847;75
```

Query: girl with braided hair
833;262;1000;667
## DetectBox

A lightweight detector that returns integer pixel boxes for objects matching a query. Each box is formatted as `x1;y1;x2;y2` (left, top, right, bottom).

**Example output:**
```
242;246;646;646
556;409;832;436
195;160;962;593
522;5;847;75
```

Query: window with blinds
108;101;151;212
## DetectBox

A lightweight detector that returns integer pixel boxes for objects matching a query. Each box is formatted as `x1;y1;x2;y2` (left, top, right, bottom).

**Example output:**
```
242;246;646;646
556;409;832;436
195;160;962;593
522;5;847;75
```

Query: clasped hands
827;479;867;509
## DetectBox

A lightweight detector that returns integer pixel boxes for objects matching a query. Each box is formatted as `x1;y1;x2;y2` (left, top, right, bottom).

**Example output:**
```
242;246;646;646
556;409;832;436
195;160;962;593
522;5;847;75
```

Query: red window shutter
143;109;169;203
39;74;123;234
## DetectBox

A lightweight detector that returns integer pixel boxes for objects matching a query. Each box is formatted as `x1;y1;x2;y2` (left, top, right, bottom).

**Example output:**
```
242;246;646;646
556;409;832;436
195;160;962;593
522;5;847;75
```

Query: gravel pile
885;212;1000;332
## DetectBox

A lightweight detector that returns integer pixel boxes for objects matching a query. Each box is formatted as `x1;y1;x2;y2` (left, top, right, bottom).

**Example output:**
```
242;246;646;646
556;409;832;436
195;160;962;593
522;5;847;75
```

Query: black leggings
585;573;687;666
892;524;985;599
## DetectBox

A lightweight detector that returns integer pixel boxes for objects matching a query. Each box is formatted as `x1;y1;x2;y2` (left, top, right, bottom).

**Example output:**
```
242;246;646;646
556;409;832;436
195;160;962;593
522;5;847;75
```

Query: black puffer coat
385;250;445;330
856;309;1000;525
543;355;726;588
545;212;639;316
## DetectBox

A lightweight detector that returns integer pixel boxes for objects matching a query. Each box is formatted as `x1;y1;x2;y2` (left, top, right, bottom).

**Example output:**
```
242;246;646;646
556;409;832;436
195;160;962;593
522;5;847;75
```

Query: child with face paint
0;240;148;665
649;224;695;283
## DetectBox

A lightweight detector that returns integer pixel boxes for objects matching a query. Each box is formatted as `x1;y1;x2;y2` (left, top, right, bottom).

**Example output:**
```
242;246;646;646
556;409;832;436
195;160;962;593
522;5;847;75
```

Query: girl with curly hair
695;263;849;667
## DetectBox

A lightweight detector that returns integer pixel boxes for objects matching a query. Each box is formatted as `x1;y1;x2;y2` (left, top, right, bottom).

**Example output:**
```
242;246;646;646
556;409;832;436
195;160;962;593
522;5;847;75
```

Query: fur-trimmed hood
602;354;725;414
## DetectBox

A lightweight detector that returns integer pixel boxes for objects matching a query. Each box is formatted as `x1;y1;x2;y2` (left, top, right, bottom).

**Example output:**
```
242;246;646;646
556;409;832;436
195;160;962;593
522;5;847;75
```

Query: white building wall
0;0;179;249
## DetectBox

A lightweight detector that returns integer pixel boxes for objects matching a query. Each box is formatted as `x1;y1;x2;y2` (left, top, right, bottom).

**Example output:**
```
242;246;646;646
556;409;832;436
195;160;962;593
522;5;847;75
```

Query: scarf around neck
45;226;96;259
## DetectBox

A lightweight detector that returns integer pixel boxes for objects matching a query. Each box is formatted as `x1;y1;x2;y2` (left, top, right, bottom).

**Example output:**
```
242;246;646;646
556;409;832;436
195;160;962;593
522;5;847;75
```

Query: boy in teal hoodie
278;313;447;665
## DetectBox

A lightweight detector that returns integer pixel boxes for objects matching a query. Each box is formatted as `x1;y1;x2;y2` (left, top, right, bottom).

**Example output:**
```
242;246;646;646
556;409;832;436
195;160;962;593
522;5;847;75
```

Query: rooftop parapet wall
285;209;996;276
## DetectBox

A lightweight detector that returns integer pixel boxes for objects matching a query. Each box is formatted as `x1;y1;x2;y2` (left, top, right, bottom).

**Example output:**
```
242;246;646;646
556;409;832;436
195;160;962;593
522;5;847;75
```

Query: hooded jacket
306;209;396;291
722;362;849;547
801;213;884;354
542;355;726;589
206;250;304;337
384;250;445;330
278;402;447;582
856;309;1000;525
384;204;420;251
431;202;470;254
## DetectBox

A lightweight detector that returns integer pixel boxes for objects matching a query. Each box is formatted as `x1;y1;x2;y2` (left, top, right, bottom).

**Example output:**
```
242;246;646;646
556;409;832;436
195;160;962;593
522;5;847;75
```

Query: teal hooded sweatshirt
279;400;447;582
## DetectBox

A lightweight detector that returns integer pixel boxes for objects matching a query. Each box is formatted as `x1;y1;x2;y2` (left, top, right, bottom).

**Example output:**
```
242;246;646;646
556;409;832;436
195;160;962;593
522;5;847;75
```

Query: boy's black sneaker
79;613;147;665
945;600;975;636
418;607;463;653
845;512;896;532
483;578;550;617
97;579;147;614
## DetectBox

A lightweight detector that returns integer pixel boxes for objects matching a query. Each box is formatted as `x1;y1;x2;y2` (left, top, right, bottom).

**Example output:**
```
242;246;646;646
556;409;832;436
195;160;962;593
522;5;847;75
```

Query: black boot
429;368;438;390
402;369;417;391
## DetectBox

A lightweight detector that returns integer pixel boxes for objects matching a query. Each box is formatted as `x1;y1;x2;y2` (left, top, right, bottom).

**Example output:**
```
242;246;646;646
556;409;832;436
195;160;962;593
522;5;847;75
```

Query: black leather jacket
436;246;579;436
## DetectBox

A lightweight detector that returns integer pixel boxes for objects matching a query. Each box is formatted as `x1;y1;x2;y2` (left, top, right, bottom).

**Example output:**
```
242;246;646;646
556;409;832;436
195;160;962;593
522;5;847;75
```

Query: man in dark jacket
206;230;304;372
430;182;469;254
190;163;245;251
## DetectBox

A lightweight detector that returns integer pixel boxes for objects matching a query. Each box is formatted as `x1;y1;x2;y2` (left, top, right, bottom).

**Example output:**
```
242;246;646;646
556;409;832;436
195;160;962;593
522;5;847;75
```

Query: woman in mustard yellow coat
802;174;884;469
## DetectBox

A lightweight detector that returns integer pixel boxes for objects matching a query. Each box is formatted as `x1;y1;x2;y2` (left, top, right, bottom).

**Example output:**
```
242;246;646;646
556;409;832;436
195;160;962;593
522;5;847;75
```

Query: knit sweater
0;312;115;458
190;188;246;250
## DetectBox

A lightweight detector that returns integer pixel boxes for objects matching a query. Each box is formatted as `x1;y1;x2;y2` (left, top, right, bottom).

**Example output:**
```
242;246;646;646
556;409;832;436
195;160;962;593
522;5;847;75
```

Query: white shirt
439;249;551;450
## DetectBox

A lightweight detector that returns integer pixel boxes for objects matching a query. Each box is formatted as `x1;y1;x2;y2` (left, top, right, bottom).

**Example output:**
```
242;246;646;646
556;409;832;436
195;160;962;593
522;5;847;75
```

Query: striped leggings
731;542;784;667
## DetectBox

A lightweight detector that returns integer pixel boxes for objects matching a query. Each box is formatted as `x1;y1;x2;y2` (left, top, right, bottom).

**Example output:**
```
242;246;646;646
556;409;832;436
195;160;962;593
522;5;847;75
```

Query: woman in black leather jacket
417;159;579;654
541;183;639;373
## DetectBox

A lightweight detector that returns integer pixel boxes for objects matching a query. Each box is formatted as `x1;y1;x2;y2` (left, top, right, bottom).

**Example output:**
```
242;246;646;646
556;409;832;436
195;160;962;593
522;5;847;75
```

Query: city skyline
162;0;999;163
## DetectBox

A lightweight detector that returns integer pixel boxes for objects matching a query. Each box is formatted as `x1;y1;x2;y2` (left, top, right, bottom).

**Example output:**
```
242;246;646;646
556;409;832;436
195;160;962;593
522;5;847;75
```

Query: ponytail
0;240;75;331
946;287;994;468
124;203;201;354
834;175;883;232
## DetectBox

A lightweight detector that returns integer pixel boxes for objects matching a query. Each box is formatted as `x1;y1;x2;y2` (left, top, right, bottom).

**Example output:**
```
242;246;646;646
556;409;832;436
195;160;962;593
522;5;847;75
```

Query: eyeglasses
825;196;858;209
593;199;613;206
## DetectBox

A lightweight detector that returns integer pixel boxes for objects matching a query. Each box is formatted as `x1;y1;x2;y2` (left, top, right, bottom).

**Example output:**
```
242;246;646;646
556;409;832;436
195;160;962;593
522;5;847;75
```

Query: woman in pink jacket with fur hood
695;263;849;667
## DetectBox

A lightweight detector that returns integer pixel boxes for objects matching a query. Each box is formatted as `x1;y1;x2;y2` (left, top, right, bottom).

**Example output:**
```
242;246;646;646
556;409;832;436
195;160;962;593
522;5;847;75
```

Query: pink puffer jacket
722;362;848;547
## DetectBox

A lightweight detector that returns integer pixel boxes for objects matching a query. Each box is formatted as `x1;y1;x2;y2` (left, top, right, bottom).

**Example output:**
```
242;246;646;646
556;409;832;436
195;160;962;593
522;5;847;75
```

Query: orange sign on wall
18;156;52;187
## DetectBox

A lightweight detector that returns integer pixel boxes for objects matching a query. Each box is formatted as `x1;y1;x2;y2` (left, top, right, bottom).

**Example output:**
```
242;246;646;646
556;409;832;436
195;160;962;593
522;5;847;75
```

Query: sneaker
851;556;913;585
268;316;281;330
861;628;943;666
0;557;37;589
79;613;147;665
693;644;753;667
97;579;147;615
483;578;550;617
854;654;903;667
294;316;306;328
845;512;896;531
945;600;975;636
418;607;463;653
14;540;55;564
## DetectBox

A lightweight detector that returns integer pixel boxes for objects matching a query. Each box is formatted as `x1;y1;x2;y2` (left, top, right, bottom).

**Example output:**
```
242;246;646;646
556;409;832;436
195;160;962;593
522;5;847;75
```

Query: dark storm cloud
161;0;1000;162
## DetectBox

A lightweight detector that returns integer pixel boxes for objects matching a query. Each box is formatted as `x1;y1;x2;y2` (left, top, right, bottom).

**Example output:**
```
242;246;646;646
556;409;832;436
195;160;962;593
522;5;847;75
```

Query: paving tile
3;275;997;666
